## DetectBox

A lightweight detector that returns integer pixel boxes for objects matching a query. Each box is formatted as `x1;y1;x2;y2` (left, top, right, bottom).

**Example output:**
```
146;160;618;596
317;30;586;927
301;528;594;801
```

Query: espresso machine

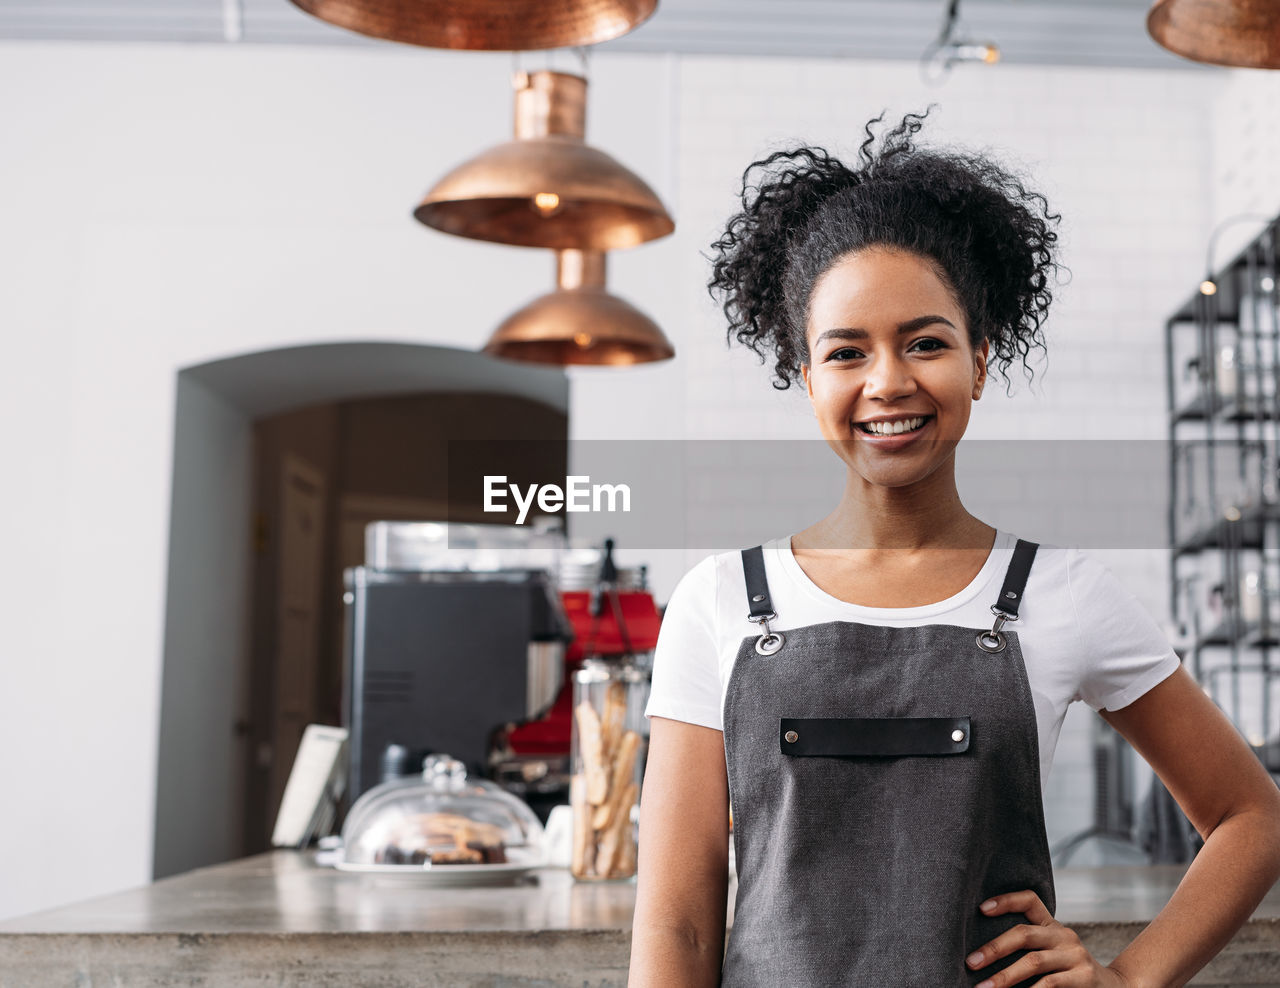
341;521;571;810
489;537;661;817
340;521;661;824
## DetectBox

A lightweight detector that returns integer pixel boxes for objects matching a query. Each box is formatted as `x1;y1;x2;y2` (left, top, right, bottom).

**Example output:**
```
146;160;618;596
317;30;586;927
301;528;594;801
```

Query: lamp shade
414;71;674;250
484;250;675;366
287;0;658;50
1147;0;1280;68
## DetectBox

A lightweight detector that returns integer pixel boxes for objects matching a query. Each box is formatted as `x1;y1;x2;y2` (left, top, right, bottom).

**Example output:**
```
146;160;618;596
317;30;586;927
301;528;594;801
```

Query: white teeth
861;416;927;435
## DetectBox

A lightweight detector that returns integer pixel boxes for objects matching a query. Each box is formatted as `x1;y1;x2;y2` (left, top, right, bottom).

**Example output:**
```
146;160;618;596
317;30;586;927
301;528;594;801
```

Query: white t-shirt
643;529;1182;794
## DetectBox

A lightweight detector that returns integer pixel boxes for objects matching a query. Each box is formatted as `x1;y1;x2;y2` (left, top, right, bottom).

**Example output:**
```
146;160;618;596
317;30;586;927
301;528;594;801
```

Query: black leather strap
993;538;1038;618
741;545;774;619
780;716;971;757
746;537;1038;622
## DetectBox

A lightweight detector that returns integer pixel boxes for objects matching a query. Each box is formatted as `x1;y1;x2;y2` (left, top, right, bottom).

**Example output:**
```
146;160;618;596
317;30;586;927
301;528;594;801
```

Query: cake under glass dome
334;753;547;880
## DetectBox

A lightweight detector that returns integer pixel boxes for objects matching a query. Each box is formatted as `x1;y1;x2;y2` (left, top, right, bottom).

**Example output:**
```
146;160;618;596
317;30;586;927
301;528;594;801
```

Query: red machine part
505;589;662;756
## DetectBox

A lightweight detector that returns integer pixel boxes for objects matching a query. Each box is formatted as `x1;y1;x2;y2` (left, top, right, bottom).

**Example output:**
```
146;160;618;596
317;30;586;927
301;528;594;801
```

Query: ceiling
0;0;1209;70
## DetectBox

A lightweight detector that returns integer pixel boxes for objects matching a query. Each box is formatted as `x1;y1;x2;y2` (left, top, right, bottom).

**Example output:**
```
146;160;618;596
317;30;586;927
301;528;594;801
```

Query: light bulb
949;43;1000;65
532;192;561;217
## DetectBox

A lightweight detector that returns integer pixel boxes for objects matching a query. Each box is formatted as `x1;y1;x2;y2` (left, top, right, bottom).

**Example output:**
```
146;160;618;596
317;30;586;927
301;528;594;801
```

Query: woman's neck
799;467;992;555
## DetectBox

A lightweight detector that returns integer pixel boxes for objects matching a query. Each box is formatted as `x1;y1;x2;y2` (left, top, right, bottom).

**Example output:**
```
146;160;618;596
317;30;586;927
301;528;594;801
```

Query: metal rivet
952;729;965;742
1005;591;1017;599
751;594;766;602
755;631;785;656
975;629;1006;653
785;730;798;743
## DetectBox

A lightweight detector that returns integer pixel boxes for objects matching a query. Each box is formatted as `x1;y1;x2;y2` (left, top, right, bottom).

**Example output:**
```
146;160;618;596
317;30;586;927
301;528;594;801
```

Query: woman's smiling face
799;246;989;487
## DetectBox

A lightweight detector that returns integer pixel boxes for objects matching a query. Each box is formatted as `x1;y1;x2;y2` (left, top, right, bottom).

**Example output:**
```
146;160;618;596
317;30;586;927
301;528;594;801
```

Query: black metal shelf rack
1165;215;1280;754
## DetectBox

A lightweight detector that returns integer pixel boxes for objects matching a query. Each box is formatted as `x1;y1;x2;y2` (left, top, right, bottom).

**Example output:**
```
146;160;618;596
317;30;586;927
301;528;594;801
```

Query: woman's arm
1098;663;1280;987
629;715;731;987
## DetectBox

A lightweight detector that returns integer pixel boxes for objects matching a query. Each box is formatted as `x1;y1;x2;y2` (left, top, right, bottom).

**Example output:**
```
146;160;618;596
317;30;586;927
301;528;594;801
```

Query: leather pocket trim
779;716;971;757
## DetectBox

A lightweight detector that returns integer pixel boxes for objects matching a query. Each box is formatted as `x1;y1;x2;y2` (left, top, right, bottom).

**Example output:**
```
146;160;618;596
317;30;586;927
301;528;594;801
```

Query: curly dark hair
705;105;1065;394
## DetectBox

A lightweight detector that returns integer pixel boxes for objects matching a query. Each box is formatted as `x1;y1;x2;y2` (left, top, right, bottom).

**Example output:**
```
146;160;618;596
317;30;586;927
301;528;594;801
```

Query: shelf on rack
1173;393;1280;424
1166;220;1278;324
1173;500;1280;556
1192;617;1280;650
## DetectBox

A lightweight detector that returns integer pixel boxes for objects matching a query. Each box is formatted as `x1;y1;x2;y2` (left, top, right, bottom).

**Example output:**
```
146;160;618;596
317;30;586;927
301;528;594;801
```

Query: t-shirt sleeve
643;554;723;731
1068;547;1182;712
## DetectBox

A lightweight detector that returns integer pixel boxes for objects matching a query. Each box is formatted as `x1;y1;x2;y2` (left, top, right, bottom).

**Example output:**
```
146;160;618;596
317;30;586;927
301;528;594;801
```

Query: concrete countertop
2;850;1279;986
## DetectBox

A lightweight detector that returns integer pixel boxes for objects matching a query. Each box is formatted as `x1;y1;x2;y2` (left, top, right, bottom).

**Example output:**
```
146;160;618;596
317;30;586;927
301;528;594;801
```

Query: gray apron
721;538;1056;987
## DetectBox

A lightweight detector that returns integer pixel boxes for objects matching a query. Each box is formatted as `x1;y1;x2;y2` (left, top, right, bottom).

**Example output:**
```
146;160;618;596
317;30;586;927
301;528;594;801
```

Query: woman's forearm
1105;807;1280;988
628;919;725;987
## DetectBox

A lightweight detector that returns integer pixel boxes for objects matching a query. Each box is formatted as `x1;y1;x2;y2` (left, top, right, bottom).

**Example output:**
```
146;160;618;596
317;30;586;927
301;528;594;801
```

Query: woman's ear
973;338;990;400
800;361;816;410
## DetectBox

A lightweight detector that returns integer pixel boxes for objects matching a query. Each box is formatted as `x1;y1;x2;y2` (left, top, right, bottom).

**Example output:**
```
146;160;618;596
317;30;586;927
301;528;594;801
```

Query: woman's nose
862;352;915;398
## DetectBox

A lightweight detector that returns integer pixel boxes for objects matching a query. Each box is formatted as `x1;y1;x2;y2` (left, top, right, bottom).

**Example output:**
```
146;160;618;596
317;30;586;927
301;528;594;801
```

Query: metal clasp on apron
976;602;1016;653
748;606;785;656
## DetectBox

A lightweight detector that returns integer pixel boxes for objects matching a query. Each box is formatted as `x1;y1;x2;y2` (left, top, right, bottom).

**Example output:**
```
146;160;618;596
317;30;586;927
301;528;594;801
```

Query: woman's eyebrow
814;315;957;345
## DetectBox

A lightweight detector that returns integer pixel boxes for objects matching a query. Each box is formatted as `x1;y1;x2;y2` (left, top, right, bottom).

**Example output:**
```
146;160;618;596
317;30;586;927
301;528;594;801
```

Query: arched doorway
153;341;568;877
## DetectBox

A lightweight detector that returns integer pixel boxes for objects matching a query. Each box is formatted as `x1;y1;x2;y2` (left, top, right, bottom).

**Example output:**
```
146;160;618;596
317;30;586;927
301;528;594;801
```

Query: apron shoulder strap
741;545;774;619
993;537;1039;618
744;537;1038;622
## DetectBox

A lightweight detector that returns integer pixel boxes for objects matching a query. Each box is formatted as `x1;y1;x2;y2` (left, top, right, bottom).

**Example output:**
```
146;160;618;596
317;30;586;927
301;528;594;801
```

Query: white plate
332;858;543;886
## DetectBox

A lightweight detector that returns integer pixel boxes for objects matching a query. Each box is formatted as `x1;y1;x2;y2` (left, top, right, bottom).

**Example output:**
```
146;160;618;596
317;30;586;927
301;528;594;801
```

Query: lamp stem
557;249;606;291
514;70;587;140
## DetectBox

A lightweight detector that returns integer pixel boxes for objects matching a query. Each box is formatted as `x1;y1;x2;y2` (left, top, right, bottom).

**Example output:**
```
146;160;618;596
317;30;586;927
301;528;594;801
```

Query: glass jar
569;658;648;880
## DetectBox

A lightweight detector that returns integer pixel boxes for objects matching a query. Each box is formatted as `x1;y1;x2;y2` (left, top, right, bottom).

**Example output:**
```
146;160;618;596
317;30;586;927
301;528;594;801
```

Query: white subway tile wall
1212;70;1280;263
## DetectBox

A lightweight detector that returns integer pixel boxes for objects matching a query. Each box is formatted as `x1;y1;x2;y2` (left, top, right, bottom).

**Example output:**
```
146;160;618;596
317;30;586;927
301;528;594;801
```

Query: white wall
1210;68;1280;262
153;375;253;880
0;41;678;921
0;38;1228;919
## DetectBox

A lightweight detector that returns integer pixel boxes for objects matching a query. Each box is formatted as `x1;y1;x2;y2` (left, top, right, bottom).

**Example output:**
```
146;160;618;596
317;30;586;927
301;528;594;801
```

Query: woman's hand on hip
966;890;1134;988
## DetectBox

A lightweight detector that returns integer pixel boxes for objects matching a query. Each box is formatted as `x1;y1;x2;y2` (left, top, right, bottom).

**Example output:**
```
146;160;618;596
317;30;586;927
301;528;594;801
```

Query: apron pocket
779;715;971;757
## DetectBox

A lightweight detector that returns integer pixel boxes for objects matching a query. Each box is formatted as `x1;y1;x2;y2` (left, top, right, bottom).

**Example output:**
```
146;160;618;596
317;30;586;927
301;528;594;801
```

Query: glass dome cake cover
340;753;546;868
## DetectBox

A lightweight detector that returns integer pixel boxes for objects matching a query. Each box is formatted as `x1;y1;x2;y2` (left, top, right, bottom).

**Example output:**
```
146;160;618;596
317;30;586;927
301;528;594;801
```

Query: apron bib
721;538;1056;987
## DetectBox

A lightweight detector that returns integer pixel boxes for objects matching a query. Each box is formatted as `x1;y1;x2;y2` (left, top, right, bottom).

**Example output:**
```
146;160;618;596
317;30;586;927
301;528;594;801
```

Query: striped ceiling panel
0;0;1209;70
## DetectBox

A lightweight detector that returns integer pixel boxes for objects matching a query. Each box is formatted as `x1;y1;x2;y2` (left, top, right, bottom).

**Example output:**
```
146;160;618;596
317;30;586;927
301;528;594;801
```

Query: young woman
628;108;1280;987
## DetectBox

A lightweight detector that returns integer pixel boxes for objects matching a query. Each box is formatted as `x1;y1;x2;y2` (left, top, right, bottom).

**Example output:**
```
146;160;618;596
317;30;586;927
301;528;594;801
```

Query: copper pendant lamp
484;249;674;365
286;0;658;50
415;70;675;250
1147;0;1280;68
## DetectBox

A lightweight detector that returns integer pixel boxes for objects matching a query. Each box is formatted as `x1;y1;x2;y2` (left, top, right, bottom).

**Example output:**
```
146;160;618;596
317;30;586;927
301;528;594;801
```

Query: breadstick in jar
574;699;610;804
595;780;638;877
599;679;627;761
583;818;598;877
595;822;618;878
601;780;639;878
591;729;640;830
